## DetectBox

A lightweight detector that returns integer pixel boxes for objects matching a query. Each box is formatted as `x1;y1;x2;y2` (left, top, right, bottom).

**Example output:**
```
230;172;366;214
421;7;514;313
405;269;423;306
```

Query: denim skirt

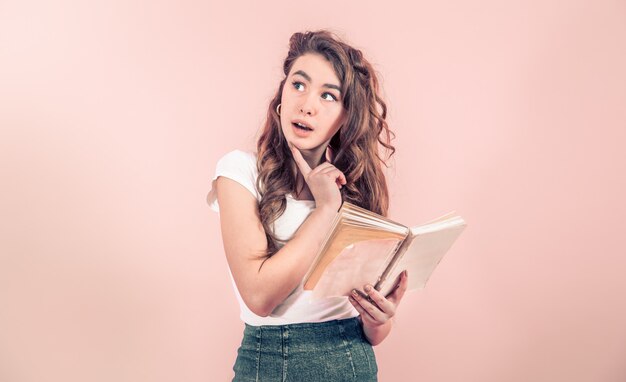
232;316;378;382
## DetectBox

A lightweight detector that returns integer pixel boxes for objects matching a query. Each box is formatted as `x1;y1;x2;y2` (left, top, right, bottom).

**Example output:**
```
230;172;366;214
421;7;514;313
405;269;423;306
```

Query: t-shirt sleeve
206;149;259;213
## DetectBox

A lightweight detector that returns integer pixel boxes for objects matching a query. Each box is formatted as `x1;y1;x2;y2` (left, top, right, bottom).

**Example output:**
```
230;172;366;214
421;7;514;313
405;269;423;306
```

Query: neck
299;147;326;169
291;145;328;194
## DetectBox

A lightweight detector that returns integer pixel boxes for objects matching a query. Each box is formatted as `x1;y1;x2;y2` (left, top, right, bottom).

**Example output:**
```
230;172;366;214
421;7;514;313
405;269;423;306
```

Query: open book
302;202;467;299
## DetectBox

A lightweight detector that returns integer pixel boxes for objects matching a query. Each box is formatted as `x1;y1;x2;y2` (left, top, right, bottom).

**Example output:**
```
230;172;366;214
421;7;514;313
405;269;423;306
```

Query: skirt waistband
244;316;360;331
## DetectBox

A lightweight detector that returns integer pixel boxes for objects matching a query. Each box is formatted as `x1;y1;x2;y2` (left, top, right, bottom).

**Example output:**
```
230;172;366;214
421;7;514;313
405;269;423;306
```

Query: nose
299;93;317;116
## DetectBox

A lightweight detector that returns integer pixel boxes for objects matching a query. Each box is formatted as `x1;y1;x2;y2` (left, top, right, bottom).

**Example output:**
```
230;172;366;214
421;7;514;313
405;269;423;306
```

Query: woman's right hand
290;144;346;212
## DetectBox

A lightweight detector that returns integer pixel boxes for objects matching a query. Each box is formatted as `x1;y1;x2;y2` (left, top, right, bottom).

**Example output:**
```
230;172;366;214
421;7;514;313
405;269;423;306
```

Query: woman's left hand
348;270;409;327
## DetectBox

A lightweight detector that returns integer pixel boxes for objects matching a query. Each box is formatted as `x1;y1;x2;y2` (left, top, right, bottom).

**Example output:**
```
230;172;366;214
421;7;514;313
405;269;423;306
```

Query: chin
295;142;327;152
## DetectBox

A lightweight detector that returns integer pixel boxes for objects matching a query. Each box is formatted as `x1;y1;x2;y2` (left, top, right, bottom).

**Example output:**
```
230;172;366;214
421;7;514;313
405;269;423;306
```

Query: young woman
207;29;409;381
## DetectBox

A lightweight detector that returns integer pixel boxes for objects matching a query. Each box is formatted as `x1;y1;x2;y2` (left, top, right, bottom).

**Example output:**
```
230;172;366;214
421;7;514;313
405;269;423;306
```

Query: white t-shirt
207;149;359;326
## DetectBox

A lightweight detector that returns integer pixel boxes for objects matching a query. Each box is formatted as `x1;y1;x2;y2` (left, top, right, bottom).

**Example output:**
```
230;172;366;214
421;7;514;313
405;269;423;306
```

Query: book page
341;202;408;234
310;238;401;299
378;223;467;296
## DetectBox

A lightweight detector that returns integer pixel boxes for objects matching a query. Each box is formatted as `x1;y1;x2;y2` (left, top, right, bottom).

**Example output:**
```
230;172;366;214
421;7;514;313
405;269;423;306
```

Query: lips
291;122;313;137
291;119;314;131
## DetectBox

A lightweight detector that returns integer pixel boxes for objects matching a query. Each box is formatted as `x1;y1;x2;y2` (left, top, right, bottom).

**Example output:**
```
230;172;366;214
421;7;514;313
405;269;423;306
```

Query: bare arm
216;176;338;316
216;145;346;317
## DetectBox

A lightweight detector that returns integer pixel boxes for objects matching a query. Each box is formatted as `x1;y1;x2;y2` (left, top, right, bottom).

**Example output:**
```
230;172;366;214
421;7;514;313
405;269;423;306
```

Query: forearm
256;205;338;313
360;316;394;346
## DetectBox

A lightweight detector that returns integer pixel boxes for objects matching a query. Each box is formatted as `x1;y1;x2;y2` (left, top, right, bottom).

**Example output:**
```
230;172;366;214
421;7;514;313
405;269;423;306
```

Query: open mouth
292;122;313;131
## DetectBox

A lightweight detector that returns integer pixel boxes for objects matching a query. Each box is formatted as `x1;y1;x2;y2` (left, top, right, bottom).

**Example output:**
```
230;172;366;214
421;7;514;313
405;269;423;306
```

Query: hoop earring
276;104;281;115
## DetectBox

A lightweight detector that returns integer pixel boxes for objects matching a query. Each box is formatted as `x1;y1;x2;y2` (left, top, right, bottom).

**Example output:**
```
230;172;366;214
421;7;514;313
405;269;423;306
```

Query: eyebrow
293;70;341;93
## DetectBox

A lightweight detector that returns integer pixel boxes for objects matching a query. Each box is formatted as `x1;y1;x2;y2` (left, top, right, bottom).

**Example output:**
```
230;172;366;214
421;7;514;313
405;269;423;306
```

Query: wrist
362;316;394;329
313;203;340;217
360;317;394;346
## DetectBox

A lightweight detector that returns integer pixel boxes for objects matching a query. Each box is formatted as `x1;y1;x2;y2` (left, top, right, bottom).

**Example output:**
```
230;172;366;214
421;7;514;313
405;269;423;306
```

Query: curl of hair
255;29;396;263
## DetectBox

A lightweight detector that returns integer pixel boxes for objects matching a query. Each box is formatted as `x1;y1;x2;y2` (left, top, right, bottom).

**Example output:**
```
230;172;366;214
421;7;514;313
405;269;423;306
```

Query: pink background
1;1;625;381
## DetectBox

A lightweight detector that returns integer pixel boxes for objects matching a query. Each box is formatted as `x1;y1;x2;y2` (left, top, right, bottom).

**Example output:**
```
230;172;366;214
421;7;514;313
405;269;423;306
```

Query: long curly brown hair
256;29;396;259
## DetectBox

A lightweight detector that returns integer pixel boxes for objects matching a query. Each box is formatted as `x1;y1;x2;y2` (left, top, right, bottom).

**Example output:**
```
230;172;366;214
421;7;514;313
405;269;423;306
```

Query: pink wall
1;1;625;381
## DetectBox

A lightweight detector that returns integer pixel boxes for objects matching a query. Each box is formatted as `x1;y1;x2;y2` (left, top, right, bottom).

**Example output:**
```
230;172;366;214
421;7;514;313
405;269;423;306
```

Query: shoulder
207;148;259;212
222;148;257;162
214;149;258;180
217;149;257;167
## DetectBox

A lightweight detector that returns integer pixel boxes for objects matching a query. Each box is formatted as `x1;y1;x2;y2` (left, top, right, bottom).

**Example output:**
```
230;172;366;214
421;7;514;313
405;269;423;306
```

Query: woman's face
280;53;346;153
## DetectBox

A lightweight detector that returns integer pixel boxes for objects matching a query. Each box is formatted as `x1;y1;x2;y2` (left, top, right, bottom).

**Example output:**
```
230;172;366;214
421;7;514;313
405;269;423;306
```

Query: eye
292;81;338;102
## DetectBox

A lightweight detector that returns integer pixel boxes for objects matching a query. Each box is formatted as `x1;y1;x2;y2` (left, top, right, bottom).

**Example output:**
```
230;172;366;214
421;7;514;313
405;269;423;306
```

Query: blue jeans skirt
232;316;378;382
